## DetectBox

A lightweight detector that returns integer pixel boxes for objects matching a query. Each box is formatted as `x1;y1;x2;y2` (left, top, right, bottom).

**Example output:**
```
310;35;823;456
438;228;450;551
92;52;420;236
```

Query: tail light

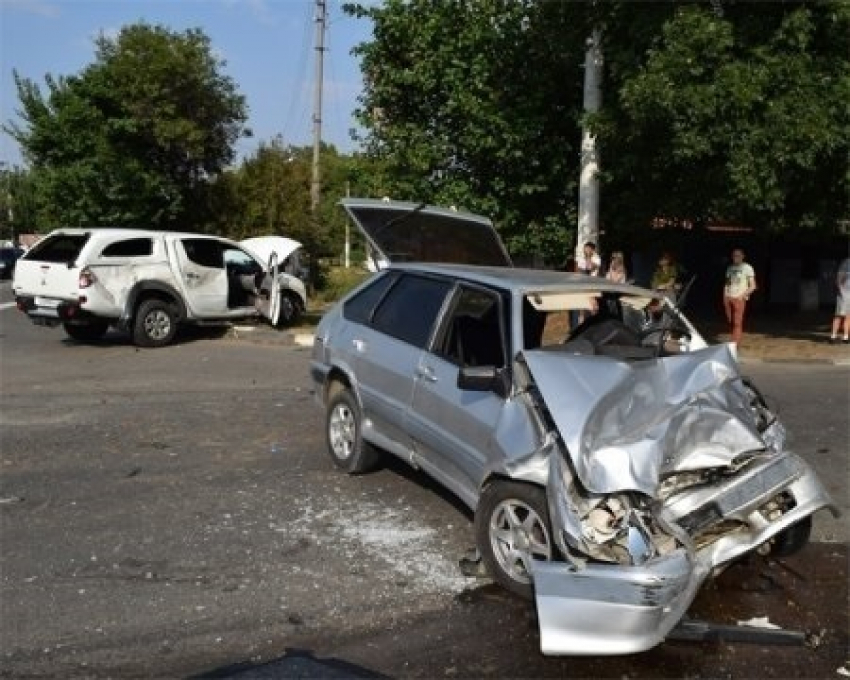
79;267;96;288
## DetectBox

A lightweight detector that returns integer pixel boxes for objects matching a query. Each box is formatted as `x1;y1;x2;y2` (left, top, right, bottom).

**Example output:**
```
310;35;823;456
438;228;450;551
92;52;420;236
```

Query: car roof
387;263;653;296
42;228;236;241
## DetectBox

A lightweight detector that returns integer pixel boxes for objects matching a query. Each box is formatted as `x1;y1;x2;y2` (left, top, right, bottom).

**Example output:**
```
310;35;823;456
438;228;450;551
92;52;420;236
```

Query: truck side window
182;239;224;269
101;238;153;258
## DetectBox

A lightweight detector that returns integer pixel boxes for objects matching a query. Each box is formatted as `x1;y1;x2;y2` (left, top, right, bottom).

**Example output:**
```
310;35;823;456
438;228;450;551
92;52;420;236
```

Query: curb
738;357;844;365
227;325;850;366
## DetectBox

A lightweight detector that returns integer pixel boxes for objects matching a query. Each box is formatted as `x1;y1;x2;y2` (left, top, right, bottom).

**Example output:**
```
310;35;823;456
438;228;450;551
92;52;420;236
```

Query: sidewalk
230;309;850;366
690;309;850;365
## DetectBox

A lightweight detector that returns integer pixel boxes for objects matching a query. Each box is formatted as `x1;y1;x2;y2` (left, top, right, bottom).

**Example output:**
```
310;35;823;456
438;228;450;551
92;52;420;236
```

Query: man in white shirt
723;247;756;345
830;257;850;344
577;242;601;276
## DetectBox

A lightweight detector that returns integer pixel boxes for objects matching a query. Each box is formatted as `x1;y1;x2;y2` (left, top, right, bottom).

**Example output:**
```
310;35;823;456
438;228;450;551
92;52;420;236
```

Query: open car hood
240;236;302;266
340;198;512;268
522;344;768;496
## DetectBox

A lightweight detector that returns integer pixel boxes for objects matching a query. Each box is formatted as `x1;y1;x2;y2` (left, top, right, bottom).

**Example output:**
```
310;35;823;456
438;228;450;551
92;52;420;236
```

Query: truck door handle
416;365;437;382
352;339;367;353
186;272;200;280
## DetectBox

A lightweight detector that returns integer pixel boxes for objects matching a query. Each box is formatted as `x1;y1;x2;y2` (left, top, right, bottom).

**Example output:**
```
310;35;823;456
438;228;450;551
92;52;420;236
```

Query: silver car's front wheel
329;400;356;461
325;386;380;474
476;481;554;600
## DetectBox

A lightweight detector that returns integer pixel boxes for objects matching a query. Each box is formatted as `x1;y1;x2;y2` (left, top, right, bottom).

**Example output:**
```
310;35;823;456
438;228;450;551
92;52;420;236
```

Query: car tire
475;481;555;600
277;292;301;327
63;320;109;343
133;299;177;348
764;516;812;557
326;388;380;474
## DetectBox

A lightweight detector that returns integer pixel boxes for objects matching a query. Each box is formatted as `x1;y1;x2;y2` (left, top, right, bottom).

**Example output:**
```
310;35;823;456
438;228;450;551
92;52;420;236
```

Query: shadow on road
195;647;390;679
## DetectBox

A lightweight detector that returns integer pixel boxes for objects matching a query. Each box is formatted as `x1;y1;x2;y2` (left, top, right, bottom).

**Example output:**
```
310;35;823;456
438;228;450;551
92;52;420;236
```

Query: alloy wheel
489;499;553;584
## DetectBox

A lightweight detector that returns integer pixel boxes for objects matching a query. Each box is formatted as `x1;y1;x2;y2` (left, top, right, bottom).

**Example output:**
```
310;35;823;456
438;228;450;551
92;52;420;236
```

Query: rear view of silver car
310;198;837;656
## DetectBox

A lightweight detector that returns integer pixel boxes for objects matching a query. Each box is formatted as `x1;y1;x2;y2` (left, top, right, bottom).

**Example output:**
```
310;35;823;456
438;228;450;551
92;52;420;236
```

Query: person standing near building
830;257;850;344
723;247;757;345
605;251;627;283
577;242;601;277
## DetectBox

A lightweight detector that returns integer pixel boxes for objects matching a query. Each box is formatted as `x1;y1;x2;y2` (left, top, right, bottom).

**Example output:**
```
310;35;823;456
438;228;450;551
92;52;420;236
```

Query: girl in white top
605;251;627;283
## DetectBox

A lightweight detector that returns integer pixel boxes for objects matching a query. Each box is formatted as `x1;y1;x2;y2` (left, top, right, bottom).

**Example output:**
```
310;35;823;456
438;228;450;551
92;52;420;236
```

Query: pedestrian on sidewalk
723;247;757;345
577;242;601;277
830;257;850;344
605;251;628;283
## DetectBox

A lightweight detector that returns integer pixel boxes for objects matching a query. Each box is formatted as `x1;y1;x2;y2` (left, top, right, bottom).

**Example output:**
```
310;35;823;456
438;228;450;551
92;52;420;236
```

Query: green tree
0;165;38;241
229;139;312;242
5;23;248;230
599;2;850;236
347;1;849;255
346;0;592;264
230;140;358;259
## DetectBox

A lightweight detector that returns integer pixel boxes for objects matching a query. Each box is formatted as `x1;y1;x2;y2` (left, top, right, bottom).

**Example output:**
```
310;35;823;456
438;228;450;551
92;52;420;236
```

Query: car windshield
521;288;691;360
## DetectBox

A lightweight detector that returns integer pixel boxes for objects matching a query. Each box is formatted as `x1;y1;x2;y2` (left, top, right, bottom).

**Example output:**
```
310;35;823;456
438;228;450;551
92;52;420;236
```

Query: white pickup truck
12;228;308;347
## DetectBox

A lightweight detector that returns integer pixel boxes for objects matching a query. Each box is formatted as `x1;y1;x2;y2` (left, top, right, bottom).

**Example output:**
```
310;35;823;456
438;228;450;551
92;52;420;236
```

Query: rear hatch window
25;233;90;264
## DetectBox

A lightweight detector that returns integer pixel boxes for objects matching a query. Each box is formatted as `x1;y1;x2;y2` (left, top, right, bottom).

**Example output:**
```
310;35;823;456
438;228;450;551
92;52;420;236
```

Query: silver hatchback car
310;198;836;656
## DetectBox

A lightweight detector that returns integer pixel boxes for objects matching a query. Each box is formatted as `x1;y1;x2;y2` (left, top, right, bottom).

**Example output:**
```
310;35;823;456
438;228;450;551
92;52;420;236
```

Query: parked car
0;245;24;280
310;198;836;656
13;229;306;347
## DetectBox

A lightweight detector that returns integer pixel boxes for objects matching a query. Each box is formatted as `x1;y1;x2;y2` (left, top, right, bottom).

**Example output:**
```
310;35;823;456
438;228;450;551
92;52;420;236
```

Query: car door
352;273;454;460
173;237;230;316
406;283;510;505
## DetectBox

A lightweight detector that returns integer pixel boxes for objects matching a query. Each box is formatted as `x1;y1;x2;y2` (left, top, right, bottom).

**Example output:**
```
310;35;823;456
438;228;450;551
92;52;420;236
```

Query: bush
315;266;372;304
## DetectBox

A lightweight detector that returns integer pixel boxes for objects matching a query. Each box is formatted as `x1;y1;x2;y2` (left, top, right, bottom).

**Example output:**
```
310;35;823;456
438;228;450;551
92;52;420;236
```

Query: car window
223;247;261;275
438;286;505;368
343;271;398;325
24;233;90;264
371;274;451;349
182;239;224;269
100;238;153;258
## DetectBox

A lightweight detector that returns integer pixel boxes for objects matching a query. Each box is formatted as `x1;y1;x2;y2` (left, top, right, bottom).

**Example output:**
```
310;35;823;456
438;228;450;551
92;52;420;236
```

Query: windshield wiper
373;202;428;240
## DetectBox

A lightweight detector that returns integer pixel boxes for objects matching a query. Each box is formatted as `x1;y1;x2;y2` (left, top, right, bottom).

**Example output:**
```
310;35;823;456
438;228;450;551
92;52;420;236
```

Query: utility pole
576;29;602;260
344;180;351;268
311;0;326;216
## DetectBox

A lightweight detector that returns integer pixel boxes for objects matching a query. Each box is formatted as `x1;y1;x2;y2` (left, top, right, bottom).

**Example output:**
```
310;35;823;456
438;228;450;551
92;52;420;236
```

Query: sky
0;0;373;168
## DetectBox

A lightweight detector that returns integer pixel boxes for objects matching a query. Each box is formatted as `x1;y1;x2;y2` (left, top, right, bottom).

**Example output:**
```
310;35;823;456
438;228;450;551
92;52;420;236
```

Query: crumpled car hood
522;344;767;497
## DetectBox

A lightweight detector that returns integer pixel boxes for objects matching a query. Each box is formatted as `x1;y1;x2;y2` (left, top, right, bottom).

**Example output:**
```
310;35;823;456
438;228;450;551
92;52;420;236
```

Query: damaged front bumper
533;548;706;655
532;449;837;656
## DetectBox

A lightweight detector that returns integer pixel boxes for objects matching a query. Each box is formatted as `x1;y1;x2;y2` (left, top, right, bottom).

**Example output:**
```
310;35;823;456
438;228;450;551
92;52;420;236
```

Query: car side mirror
457;365;509;397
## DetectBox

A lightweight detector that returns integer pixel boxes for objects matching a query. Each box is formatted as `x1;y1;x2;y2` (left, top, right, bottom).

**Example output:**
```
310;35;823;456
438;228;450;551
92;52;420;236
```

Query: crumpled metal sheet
522;344;767;496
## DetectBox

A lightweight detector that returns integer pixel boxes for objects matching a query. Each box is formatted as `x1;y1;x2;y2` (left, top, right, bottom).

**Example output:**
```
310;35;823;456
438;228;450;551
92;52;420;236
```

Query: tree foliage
346;0;593;262
347;0;849;253
0;164;38;242
5;23;248;230
221;140;369;264
600;2;849;235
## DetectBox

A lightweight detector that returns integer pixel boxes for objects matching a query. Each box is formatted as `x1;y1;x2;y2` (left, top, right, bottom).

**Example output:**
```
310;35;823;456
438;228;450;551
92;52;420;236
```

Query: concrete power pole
576;29;602;260
311;0;326;216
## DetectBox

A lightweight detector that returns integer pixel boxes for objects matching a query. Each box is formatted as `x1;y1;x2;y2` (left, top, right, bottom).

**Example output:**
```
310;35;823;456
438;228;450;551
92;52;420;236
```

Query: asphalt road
0;281;847;679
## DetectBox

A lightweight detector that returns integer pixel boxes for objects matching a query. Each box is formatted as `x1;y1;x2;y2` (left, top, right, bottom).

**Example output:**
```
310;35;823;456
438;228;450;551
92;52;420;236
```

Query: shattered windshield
522;290;693;359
